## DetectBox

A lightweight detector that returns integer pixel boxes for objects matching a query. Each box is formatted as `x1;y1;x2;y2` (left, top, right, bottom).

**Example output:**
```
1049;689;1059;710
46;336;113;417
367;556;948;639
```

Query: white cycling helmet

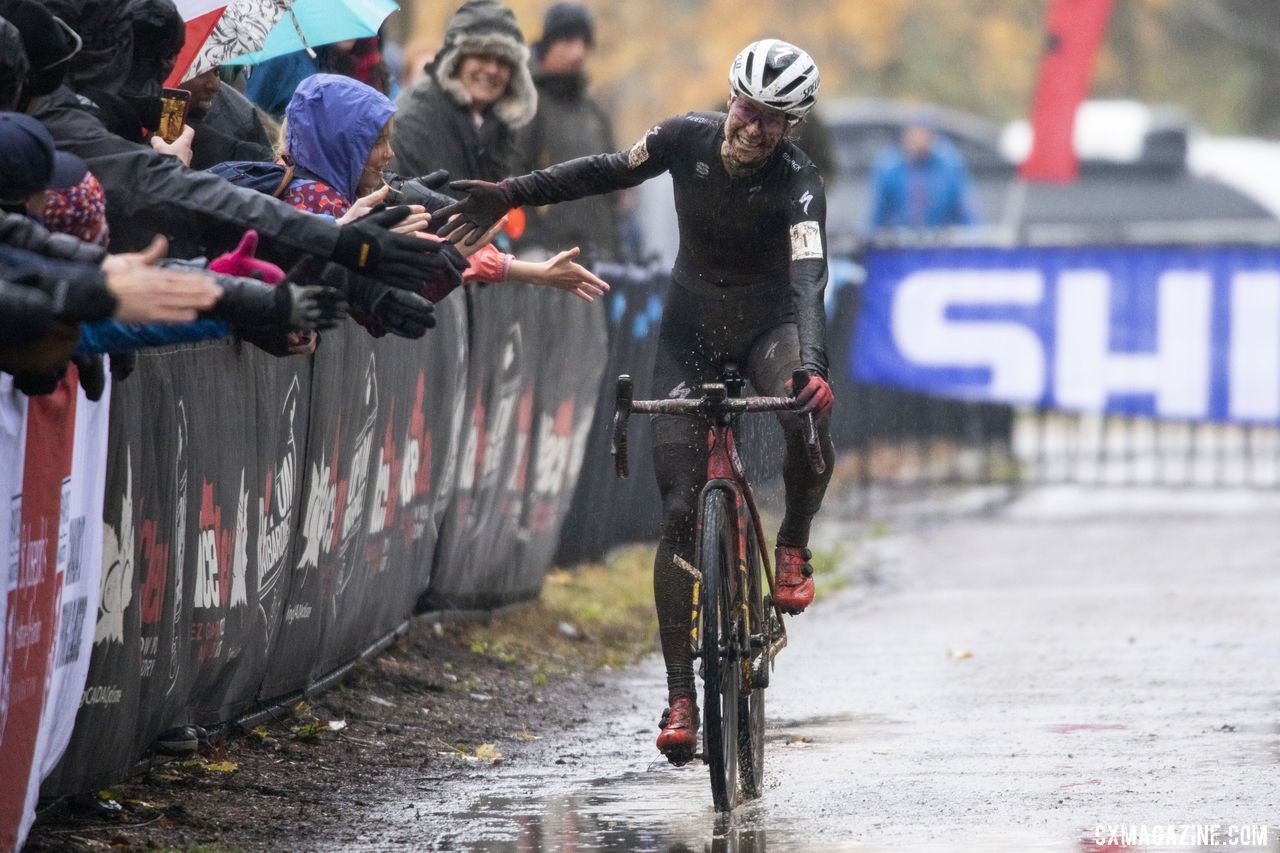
729;39;821;119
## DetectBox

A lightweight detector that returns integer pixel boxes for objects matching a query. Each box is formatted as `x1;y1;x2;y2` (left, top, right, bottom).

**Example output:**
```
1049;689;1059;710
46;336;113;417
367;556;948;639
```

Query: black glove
433;180;517;246
13;369;64;397
203;268;342;333
203;272;286;327
109;351;136;383
370;286;435;339
72;353;106;401
280;257;347;330
332;207;462;293
383;169;454;214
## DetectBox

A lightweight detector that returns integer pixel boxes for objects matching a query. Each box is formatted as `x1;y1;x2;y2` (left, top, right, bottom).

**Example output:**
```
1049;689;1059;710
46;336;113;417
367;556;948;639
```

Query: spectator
245;39;390;120
867;117;980;231
1;110;338;375
182;66;275;170
392;0;537;191
0;111;221;388
1;0;459;319
275;74;606;306
515;3;621;262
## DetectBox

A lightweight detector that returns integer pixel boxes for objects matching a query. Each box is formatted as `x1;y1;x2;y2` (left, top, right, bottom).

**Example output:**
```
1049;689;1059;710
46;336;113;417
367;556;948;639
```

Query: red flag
1019;0;1115;183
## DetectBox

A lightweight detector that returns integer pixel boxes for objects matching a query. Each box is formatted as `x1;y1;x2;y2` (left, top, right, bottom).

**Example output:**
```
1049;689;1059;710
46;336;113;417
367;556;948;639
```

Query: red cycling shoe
656;695;699;765
774;545;815;614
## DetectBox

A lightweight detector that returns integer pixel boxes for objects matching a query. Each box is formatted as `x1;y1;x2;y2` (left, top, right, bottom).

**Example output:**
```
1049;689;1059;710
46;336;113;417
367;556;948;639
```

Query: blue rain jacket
284;73;396;203
867;137;980;231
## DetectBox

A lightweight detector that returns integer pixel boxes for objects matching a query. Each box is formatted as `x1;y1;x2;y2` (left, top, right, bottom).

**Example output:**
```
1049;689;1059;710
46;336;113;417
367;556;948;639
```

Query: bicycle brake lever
791;369;826;475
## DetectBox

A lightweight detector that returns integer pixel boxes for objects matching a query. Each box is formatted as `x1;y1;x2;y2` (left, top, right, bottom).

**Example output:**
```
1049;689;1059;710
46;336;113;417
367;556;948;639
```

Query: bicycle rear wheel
698;489;740;812
738;531;765;799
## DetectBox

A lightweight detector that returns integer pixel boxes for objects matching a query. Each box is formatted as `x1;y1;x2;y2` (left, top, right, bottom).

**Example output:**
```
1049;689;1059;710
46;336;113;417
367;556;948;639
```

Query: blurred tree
399;0;1280;145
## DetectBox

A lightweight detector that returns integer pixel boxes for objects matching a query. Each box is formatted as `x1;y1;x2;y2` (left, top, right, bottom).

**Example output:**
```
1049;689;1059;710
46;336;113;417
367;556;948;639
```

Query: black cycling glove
332;206;462;293
433;180;517;246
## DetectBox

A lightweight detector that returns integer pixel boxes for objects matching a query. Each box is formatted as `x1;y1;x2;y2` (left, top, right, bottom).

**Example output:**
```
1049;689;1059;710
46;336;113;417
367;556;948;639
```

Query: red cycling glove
794;374;833;418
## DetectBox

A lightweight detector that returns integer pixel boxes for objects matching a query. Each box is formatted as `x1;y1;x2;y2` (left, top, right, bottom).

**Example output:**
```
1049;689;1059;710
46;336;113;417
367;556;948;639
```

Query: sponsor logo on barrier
458;324;530;533
395;371;435;548
168;402;188;694
191;469;248;662
256;376;300;642
96;451;134;647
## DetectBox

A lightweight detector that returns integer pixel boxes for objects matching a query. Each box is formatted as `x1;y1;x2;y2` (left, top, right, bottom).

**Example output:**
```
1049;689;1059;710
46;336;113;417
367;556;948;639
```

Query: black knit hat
537;3;594;53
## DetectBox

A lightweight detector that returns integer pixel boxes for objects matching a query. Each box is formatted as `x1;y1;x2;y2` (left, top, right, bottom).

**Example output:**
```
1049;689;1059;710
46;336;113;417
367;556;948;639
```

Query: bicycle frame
611;369;823;675
695;418;787;682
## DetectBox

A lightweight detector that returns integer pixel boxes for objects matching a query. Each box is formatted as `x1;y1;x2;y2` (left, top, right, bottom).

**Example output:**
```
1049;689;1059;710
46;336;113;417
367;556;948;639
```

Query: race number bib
790;221;823;261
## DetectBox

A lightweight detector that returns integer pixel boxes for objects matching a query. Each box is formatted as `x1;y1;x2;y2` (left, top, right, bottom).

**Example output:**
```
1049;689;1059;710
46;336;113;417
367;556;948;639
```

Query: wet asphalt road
365;488;1280;852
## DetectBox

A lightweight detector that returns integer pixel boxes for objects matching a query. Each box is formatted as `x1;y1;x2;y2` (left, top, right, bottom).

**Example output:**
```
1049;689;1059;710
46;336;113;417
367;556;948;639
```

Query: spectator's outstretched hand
434;180;514;246
522;247;610;303
341;189;433;235
453;214;508;259
210;231;285;284
338;186;390;225
333;206;462;292
104;237;220;323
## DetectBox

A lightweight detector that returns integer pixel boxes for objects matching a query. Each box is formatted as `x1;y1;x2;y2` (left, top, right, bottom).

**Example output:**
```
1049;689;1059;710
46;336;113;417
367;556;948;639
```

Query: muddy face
721;96;790;174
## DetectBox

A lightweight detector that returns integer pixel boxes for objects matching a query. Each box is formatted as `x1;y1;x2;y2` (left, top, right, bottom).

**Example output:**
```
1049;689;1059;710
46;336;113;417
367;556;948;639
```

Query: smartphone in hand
157;87;191;143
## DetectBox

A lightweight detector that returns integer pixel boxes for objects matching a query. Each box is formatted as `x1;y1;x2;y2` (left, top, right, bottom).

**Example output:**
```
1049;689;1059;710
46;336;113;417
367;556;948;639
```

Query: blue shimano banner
853;245;1280;423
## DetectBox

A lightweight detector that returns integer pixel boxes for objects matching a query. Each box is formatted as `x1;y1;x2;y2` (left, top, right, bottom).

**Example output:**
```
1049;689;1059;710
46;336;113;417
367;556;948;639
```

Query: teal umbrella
222;0;399;66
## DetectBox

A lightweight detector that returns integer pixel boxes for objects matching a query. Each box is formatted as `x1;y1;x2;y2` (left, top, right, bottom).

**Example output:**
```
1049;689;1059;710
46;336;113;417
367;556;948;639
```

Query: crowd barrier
0;282;605;848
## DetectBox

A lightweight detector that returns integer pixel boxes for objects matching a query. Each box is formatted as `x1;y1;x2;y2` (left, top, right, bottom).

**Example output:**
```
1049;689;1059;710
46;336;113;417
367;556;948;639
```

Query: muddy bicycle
611;365;825;811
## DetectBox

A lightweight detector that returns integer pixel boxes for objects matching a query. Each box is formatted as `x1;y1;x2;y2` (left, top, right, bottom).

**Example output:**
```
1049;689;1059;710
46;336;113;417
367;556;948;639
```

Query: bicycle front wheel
698;489;741;812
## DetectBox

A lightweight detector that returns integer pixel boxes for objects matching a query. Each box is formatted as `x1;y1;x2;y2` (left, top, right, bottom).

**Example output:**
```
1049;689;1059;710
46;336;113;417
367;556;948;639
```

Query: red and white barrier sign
0;370;109;852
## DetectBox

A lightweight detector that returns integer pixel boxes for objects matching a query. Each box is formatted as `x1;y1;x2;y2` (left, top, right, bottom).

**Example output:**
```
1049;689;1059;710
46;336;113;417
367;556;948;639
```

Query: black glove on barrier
332;206;462;293
434;180;517;246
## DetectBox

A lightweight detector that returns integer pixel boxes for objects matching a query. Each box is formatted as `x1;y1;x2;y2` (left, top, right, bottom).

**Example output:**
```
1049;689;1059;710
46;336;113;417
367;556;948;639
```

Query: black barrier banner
427;284;606;609
44;283;606;798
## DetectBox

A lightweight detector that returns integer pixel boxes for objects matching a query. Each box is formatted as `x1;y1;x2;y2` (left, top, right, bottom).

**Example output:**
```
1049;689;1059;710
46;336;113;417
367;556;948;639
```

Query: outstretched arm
509;248;610;303
436;116;686;245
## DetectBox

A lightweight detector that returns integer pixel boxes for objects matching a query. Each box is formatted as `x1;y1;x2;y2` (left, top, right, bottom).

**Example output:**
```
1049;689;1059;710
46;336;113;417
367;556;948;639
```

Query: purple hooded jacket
285;73;396;204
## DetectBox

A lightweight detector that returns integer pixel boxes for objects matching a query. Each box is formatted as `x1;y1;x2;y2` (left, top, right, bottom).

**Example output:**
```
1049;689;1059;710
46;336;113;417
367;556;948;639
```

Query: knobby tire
698;490;740;812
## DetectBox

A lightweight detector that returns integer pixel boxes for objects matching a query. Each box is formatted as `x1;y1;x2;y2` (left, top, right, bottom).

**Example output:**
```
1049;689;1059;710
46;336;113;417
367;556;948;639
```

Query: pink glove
209;231;285;285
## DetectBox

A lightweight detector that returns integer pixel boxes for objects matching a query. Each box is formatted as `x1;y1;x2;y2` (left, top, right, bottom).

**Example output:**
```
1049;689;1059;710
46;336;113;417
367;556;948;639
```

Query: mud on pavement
24;550;662;852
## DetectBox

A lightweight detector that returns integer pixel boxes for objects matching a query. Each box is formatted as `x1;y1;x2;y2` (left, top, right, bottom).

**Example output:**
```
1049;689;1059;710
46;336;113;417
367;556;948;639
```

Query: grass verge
457;544;660;674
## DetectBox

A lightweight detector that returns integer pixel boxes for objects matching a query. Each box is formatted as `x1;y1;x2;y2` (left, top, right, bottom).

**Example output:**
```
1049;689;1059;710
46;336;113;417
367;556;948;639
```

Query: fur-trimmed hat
434;0;536;129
